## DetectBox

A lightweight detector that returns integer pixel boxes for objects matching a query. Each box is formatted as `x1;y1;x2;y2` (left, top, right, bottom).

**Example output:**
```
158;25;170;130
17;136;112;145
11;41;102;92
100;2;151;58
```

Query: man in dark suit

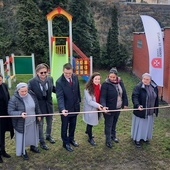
56;63;81;152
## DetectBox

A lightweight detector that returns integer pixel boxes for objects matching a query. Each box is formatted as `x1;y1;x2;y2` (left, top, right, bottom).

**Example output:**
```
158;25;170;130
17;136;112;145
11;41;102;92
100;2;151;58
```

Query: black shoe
63;144;74;152
111;137;119;143
40;142;49;150
88;138;96;146
30;145;40;153
70;140;79;147
144;140;150;144
1;151;11;158
46;136;55;144
135;141;141;148
140;139;150;144
22;150;29;160
106;142;112;148
0;156;3;163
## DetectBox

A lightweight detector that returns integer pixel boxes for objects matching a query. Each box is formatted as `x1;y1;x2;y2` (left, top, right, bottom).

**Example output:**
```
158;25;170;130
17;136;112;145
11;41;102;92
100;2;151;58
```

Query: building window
137;39;142;48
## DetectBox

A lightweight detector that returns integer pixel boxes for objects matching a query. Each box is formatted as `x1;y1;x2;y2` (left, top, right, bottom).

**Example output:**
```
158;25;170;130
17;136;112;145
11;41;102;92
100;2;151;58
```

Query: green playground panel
14;56;33;74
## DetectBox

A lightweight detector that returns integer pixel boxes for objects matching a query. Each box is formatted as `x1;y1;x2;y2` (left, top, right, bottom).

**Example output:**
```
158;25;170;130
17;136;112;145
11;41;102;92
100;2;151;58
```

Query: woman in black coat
131;73;158;148
0;74;14;163
100;68;128;148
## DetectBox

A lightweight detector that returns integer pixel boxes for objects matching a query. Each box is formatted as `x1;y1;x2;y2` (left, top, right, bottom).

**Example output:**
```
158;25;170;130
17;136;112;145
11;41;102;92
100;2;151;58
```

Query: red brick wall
133;33;149;78
162;28;170;103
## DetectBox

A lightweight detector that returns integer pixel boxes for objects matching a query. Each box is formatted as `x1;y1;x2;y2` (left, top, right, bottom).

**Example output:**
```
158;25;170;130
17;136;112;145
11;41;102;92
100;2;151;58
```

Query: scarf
22;93;36;125
93;84;100;103
35;76;48;97
145;85;157;116
108;77;123;108
108;77;123;97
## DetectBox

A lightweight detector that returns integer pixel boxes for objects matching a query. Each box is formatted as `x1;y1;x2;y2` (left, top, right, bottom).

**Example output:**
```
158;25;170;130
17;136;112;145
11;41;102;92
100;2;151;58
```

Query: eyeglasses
40;71;47;75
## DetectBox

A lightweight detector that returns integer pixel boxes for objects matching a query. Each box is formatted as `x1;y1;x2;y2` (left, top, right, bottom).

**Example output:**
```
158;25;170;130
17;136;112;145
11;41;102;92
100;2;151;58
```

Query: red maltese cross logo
151;58;162;68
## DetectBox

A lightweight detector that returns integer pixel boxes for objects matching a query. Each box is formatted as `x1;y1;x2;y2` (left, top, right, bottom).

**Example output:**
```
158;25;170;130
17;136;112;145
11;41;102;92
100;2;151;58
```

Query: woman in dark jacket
131;73;158;148
8;83;41;160
100;68;128;148
0;74;14;163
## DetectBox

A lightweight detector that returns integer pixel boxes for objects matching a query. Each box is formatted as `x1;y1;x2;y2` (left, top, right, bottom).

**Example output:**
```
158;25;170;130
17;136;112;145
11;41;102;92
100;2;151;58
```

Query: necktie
69;78;72;85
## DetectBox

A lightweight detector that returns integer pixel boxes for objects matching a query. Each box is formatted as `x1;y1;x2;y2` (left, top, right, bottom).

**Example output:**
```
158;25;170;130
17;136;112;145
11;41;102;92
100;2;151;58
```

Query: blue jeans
39;115;53;143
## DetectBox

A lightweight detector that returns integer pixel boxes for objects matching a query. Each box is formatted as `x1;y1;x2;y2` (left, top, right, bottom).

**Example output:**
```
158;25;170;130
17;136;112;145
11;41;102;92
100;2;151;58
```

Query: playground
0;7;92;89
47;6;92;84
0;54;35;88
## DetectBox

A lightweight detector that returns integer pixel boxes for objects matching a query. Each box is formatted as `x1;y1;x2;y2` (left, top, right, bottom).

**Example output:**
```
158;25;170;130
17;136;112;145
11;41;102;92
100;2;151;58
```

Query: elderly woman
100;68;128;148
8;83;41;160
0;74;14;163
131;73;159;148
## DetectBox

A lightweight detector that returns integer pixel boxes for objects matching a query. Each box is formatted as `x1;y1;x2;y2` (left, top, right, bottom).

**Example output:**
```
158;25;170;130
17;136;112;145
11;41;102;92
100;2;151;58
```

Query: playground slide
51;41;68;83
51;39;69;103
72;42;88;59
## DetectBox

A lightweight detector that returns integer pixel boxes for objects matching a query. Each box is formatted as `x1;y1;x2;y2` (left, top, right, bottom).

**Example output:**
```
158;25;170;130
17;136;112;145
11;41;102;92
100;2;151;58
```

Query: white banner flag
141;15;164;87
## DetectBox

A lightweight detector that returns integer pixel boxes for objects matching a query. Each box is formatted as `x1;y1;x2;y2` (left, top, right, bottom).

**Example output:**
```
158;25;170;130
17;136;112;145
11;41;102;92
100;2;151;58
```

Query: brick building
132;28;170;103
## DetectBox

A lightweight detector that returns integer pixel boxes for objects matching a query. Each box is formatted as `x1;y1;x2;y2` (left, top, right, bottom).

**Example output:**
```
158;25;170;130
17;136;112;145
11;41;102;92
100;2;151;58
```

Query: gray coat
83;89;100;126
8;90;41;133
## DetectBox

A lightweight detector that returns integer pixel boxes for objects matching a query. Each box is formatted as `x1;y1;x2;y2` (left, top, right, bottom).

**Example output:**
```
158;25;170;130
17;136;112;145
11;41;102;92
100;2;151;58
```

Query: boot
1;150;11;158
0;156;3;163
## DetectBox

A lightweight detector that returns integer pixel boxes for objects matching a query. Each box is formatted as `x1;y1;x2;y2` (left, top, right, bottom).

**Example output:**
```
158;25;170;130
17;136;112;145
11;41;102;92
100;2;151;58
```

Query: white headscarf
16;82;28;91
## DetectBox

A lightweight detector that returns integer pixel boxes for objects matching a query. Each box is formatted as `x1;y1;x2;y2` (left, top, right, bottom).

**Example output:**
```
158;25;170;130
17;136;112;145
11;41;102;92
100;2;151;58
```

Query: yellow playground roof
46;6;72;21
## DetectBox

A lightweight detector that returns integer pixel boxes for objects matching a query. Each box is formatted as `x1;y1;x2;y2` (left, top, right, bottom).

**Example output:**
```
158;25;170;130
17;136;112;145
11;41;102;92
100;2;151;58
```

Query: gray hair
142;73;152;79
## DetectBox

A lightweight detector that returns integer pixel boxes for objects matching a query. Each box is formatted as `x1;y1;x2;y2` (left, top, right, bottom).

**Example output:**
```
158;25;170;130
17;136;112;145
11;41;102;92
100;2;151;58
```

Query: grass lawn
1;70;170;170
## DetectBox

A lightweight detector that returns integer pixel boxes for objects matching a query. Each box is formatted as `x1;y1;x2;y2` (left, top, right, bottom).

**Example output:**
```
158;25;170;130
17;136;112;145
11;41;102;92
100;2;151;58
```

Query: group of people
0;62;164;162
83;69;159;149
0;63;56;162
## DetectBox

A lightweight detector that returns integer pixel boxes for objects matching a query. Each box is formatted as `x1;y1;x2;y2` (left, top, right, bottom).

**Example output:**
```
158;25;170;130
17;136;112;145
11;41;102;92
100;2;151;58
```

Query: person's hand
102;107;109;112
98;105;103;111
62;109;68;116
21;112;27;119
102;107;110;115
138;105;143;111
37;117;41;121
123;106;128;109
